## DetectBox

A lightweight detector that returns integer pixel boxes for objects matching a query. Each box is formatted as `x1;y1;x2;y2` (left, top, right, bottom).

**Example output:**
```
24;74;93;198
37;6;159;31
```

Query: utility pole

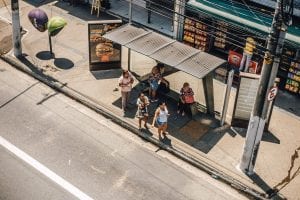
240;0;293;174
11;0;22;57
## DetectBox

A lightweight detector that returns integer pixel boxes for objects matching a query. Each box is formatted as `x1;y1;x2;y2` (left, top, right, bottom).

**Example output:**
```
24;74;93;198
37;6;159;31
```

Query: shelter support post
221;69;234;126
202;72;214;115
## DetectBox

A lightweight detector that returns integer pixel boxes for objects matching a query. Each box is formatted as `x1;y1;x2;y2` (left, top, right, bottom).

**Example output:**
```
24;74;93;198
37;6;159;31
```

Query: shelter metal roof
175;52;226;78
103;24;226;79
103;24;150;45
150;42;200;67
126;32;175;56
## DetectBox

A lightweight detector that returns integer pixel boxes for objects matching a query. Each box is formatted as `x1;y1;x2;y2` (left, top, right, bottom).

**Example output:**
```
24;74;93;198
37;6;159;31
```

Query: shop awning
187;0;300;46
103;24;225;79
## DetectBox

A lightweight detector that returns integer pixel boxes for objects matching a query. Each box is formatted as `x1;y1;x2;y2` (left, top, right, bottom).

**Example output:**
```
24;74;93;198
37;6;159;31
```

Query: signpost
267;86;278;101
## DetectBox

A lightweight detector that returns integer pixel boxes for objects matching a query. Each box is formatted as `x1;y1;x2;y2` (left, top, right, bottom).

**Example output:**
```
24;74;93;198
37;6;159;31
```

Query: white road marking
0;136;94;200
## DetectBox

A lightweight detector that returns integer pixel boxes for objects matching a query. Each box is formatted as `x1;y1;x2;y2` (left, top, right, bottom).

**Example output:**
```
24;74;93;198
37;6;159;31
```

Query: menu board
88;20;122;70
183;18;209;51
214;21;228;49
285;61;300;94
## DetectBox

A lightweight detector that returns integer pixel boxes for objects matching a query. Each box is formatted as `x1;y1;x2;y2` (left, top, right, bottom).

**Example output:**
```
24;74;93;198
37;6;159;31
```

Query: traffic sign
267;86;278;101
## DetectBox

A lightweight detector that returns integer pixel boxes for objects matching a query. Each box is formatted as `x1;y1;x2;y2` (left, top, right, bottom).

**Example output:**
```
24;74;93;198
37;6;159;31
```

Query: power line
130;0;268;56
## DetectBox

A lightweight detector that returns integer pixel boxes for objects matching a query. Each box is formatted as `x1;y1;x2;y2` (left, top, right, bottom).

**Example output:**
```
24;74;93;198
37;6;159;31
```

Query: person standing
136;92;150;130
239;37;256;72
148;66;162;102
152;102;169;140
177;82;195;116
119;70;134;113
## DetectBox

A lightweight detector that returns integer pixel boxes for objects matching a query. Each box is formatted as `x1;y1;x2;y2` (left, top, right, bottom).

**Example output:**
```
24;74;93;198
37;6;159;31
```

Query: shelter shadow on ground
232;127;281;144
112;82;231;153
91;69;122;80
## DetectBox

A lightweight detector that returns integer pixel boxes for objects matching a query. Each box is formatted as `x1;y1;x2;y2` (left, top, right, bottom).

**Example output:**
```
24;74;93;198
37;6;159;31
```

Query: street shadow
91;69;122;80
248;173;286;199
54;58;74;70
36;83;67;105
112;86;140;119
161;134;172;147
36;51;54;60
232;127;280;144
37;91;58;105
274;90;300;118
193;124;234;154
24;0;57;7
18;55;58;82
53;1;118;21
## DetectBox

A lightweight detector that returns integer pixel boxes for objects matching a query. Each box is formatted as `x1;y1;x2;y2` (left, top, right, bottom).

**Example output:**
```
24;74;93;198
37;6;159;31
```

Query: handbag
184;95;194;104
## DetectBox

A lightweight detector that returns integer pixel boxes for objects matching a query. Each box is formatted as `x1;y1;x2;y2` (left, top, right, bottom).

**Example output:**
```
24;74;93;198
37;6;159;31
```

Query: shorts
156;120;167;126
150;81;159;91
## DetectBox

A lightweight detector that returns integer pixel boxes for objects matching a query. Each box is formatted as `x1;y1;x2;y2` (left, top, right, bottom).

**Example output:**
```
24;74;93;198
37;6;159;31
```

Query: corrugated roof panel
175;52;226;78
103;24;149;45
126;32;175;56
150;42;200;66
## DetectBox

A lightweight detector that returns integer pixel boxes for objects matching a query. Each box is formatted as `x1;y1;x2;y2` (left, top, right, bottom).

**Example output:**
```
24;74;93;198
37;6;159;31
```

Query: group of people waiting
118;65;195;140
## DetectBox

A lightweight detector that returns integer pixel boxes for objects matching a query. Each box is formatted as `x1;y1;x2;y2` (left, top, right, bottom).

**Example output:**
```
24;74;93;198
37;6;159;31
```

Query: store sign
267;86;278;101
88;20;122;71
228;50;259;74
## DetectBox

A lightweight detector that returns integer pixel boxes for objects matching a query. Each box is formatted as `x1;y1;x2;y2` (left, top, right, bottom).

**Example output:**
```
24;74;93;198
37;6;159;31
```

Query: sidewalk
1;1;300;199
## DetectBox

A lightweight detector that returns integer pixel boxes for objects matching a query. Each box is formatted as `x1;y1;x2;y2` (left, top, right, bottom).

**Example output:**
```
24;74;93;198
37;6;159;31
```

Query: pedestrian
118;70;134;113
136;92;150;130
177;82;194;116
152;101;169;140
239;37;256;72
148;66;162;102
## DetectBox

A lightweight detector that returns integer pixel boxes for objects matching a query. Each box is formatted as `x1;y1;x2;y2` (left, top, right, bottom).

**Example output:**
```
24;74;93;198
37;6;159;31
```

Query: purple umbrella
28;8;48;32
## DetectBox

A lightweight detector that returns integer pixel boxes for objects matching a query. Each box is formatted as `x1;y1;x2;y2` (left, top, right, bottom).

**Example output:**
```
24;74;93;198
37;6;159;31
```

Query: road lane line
0;136;94;200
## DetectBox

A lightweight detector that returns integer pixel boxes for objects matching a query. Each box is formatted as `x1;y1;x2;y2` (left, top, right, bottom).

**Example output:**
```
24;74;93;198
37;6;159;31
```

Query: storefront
184;0;300;95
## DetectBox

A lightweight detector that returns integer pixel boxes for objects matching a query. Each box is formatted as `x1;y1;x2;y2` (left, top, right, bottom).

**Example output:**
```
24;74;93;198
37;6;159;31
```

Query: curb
1;54;268;200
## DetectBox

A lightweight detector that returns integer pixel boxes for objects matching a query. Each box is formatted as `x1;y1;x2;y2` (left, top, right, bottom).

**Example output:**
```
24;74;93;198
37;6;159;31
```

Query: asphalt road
0;59;248;200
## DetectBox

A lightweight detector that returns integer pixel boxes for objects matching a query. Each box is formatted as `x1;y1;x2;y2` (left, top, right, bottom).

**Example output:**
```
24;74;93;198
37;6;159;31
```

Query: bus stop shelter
103;24;226;115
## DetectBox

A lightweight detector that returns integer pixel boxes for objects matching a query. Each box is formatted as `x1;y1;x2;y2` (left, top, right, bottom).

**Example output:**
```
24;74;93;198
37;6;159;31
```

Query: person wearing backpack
177;82;194;117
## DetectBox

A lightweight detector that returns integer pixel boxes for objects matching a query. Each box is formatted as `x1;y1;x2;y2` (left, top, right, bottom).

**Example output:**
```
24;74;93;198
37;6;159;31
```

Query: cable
122;0;298;58
132;0;269;55
143;0;266;46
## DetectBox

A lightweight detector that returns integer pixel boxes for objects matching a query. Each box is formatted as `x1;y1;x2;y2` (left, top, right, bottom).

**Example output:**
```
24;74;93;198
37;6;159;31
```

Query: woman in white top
119;70;134;113
152;102;169;140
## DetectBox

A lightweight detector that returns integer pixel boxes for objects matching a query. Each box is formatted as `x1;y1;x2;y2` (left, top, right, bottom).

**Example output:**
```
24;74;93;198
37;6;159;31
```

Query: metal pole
202;72;215;115
128;0;132;71
129;0;132;24
173;0;185;40
240;0;290;174
221;69;234;126
11;0;22;57
48;34;53;56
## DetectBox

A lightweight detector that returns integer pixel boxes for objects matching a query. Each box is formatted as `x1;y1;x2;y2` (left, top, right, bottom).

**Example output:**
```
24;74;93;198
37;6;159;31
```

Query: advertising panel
228;50;259;74
88;20;122;70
